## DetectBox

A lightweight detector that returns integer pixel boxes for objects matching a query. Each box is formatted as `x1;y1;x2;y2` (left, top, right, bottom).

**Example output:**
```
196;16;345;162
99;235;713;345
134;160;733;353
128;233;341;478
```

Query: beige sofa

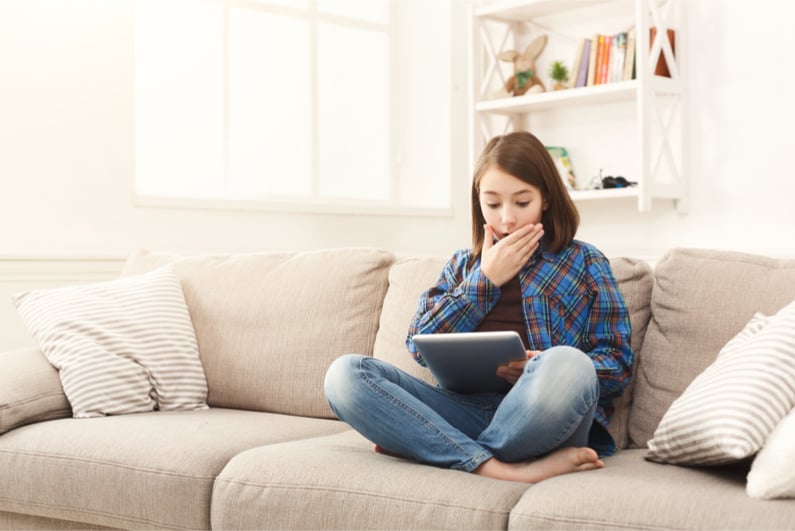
1;247;794;530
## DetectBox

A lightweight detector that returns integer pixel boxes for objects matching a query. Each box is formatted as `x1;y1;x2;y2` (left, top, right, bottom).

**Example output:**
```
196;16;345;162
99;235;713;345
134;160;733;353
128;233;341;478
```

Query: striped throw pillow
646;299;795;465
13;266;208;418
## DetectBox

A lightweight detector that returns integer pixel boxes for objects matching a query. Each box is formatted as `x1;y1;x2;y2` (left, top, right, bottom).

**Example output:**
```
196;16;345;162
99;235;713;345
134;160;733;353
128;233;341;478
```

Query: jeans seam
357;358;491;470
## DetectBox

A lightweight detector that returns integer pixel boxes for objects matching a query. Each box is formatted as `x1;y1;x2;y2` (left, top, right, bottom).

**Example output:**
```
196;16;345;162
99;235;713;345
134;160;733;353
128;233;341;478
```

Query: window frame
133;0;452;216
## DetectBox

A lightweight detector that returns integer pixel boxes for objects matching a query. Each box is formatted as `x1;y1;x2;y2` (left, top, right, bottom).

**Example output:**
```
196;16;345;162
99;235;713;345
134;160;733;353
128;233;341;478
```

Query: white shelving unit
470;0;687;212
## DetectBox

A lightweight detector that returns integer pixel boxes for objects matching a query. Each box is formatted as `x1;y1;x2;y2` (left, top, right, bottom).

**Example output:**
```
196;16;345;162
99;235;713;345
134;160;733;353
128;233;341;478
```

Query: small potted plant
548;60;569;90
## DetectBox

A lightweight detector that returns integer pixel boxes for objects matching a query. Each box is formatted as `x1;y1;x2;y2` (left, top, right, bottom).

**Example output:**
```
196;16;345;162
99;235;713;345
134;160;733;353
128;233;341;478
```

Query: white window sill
133;194;454;217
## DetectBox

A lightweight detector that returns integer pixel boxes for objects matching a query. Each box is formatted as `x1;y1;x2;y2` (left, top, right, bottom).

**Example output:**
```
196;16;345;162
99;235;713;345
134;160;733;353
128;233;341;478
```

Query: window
134;0;451;213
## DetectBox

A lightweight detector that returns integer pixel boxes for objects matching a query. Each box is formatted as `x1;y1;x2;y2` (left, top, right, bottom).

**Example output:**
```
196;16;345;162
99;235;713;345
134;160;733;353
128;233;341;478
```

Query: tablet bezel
411;331;527;394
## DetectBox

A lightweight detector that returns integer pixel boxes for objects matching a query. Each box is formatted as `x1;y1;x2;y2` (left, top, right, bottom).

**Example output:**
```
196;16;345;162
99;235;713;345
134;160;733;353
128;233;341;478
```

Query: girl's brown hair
471;131;579;257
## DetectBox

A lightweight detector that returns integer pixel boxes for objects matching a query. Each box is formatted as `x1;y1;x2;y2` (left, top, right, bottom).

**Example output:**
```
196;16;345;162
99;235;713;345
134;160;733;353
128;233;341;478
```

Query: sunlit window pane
134;0;224;197
317;24;389;200
229;8;312;196
317;0;389;24
248;0;309;10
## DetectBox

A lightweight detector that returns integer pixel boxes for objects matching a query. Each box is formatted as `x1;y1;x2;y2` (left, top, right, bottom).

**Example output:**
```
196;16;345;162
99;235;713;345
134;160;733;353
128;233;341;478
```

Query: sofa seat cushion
212;430;532;530
508;449;795;530
0;409;348;530
0;511;115;531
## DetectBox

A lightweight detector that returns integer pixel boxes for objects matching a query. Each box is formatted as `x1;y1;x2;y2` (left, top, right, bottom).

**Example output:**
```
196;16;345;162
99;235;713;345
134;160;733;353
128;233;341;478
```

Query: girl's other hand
496;350;540;385
481;223;543;286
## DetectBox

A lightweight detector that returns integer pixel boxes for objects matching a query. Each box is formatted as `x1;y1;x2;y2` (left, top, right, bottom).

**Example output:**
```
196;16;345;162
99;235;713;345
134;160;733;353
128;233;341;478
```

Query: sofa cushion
0;511;114;530
604;257;653;449
748;407;795;499
12;266;208;417
508;449;795;530
0;408;348;530
372;255;653;450
212;430;531;530
646;304;795;465
122;248;395;418
0;348;70;436
372;256;445;385
629;248;795;448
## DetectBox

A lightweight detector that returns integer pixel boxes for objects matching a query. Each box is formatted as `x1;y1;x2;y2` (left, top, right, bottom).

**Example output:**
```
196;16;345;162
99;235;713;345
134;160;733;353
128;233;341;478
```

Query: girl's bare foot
473;446;604;483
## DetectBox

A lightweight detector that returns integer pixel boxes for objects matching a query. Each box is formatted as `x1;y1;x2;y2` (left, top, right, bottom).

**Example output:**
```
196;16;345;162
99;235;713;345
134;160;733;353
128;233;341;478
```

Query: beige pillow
629;249;795;449
372;256;446;385
646;301;795;465
13;266;208;418
123;248;395;418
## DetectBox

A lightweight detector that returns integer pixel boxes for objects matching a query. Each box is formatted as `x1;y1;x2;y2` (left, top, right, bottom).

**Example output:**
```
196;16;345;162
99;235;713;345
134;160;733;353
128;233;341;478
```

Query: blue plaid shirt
406;239;633;456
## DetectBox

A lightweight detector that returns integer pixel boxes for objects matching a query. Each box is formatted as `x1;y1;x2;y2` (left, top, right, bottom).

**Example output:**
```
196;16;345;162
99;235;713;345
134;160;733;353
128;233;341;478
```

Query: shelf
475;0;612;22
569;188;639;201
471;0;687;213
476;80;638;114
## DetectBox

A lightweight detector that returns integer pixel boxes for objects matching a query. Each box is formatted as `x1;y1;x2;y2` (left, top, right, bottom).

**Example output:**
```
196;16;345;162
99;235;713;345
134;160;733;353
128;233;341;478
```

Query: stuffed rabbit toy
499;35;548;97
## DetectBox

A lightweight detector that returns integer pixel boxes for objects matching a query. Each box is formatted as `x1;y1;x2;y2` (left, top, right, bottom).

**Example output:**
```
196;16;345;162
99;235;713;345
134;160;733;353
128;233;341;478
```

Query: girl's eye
485;203;500;209
516;201;530;207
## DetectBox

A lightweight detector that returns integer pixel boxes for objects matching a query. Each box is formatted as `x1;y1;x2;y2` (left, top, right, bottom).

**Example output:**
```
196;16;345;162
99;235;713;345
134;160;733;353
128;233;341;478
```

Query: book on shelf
599;35;612;84
611;32;627;83
574;38;591;88
545;146;577;190
594;35;603;85
573;29;639;88
568;38;586;89
585;33;599;87
623;28;636;81
650;27;676;77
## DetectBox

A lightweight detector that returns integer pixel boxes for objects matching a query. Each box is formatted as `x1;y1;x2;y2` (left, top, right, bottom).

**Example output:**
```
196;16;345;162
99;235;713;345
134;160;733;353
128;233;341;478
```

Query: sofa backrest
123;248;395;419
372;255;654;450
627;248;795;448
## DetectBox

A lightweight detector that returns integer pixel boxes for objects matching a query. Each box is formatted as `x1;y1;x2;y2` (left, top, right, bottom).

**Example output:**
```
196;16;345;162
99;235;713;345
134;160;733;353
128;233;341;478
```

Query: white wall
576;0;795;258
0;0;471;259
1;0;794;350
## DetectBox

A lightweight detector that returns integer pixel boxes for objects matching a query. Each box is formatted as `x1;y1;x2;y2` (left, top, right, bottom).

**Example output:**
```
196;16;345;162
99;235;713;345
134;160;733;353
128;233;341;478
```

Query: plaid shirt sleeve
581;255;634;401
405;250;498;366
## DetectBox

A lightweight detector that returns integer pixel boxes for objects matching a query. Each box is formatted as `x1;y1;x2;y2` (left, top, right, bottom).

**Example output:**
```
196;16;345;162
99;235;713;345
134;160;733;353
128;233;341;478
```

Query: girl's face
478;165;547;240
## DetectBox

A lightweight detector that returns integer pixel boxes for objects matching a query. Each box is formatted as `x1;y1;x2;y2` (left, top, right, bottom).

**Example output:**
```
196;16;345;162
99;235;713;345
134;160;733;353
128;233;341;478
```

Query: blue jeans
324;346;599;472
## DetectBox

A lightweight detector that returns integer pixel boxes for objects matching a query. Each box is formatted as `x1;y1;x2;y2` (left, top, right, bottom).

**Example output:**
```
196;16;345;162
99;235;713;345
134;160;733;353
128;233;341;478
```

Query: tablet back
411;331;526;394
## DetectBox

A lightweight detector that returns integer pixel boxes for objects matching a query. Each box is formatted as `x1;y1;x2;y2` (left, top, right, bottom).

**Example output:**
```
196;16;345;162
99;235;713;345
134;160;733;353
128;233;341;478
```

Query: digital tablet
411;331;527;394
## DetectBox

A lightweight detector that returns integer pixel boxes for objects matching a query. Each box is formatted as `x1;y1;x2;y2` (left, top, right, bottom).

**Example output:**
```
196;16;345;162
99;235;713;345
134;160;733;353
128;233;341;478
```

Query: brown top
475;274;529;349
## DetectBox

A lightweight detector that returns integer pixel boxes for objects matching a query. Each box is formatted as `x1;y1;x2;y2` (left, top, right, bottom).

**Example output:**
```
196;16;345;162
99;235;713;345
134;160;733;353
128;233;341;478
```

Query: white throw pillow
646;300;795;465
13;266;208;418
747;407;795;499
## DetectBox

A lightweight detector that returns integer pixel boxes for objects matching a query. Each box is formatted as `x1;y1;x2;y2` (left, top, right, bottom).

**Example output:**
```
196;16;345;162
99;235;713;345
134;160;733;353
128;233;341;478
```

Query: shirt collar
536;235;559;262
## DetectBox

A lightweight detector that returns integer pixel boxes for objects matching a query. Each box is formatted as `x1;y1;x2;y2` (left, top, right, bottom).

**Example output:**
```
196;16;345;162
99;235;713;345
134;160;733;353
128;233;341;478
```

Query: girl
325;131;632;483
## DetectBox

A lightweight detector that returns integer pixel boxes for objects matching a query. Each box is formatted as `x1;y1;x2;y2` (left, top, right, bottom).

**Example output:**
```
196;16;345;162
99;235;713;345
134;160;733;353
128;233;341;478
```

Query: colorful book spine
590;34;603;85
575;38;591;87
568;38;586;89
623;27;636;80
599;35;612;84
612;32;627;83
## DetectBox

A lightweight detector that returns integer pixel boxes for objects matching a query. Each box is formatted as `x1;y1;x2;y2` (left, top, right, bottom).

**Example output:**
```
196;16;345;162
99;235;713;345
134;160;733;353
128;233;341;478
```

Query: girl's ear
543;199;549;211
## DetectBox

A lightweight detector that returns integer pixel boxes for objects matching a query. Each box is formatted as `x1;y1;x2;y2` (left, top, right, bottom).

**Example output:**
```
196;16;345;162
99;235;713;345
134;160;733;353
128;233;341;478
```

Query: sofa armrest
0;347;71;435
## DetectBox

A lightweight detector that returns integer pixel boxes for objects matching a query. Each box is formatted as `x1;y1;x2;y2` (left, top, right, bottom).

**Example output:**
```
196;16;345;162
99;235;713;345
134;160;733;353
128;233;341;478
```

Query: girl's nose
501;208;516;225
